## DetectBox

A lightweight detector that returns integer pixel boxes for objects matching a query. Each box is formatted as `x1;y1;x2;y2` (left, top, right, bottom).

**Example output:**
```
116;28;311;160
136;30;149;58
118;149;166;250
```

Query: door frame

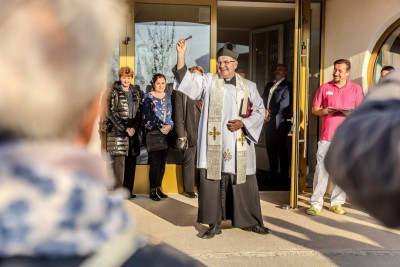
290;0;310;208
249;24;284;87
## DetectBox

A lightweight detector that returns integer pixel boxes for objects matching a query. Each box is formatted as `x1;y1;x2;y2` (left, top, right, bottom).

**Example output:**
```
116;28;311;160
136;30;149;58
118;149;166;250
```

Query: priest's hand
176;39;187;70
227;120;244;132
176;39;187;55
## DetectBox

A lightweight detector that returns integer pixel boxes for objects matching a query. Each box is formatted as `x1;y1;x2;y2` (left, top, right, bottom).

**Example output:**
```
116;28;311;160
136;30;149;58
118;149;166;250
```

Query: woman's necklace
151;91;165;99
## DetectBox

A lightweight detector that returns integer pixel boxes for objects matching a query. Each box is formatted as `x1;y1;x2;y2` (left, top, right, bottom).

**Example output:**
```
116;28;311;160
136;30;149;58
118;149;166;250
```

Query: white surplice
174;71;265;177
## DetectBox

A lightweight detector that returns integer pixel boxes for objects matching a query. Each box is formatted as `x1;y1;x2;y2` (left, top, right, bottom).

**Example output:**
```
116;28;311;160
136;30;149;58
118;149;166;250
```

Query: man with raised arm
173;39;271;238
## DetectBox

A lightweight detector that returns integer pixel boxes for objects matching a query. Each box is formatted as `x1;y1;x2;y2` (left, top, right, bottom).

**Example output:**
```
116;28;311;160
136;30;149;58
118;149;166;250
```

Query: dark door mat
256;169;291;191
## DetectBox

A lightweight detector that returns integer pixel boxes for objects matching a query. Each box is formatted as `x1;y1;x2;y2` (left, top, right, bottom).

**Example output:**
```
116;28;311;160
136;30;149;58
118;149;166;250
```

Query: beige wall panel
324;0;400;91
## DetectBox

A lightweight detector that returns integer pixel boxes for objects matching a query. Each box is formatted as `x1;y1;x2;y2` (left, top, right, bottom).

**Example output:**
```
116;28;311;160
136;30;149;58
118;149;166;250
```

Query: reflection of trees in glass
108;46;120;86
137;22;176;81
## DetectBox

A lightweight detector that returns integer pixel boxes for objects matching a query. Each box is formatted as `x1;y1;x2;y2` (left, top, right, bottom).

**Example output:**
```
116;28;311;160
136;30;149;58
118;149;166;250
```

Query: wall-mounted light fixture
122;37;131;45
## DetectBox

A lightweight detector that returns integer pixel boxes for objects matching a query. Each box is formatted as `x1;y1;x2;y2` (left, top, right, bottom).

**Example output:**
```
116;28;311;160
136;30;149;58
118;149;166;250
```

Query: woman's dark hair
151;73;166;88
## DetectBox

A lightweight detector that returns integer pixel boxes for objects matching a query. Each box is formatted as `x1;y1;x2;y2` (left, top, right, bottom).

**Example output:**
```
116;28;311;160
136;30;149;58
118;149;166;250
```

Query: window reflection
134;3;211;91
108;45;120;87
135;21;210;90
374;26;400;84
134;3;211;165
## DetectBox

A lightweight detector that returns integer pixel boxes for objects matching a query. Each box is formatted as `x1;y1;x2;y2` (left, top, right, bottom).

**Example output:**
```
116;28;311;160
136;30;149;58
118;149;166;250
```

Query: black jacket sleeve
132;89;144;132
106;87;126;132
172;64;188;84
173;90;186;138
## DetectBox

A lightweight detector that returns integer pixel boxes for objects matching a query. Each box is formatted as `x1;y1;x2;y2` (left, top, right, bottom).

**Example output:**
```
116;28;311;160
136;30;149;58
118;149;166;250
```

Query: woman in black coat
105;66;143;198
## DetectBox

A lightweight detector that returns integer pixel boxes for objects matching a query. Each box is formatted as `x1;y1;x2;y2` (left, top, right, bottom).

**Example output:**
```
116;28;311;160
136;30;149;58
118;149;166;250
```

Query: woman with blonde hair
105;66;143;198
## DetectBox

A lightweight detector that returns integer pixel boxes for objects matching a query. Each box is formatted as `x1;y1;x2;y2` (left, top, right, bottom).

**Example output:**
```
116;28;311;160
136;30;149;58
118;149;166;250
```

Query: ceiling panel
218;6;295;29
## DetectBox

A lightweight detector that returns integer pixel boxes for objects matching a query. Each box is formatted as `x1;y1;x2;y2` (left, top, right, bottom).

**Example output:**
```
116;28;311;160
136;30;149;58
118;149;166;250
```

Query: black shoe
249;225;272;235
184;192;197;198
156;187;168;198
149;189;161;201
201;224;222;239
130;194;136;199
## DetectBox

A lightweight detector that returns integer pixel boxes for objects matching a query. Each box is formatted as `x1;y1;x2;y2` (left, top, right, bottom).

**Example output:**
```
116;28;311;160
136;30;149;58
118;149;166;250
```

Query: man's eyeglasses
217;60;236;66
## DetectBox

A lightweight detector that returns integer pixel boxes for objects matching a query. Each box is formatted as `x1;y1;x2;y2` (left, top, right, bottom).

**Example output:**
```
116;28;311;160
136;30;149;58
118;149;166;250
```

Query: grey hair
0;0;126;139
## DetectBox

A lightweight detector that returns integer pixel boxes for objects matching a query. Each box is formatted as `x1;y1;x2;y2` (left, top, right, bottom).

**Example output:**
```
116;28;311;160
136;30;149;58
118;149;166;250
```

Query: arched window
369;18;400;86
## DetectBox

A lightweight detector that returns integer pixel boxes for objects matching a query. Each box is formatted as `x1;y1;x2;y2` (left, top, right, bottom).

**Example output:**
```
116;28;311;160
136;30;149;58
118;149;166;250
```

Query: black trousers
113;154;137;194
265;126;290;179
148;149;169;189
182;146;197;192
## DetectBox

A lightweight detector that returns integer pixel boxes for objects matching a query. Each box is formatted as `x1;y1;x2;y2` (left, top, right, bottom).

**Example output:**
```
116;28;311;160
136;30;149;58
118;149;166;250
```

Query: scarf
0;141;135;257
207;73;249;184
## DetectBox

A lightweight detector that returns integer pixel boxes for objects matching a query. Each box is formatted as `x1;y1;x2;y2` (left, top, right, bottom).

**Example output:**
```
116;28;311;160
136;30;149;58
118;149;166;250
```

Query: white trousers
310;141;346;210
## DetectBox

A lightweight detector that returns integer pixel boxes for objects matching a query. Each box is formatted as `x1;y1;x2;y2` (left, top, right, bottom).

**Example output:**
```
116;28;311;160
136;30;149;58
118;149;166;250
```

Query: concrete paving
124;191;400;267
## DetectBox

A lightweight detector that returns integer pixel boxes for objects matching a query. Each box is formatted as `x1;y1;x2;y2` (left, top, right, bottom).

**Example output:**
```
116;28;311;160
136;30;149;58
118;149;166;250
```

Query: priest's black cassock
172;66;266;228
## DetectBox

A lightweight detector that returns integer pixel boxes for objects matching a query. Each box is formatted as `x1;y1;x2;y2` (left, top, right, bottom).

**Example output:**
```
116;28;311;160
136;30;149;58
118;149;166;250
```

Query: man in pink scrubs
306;59;364;216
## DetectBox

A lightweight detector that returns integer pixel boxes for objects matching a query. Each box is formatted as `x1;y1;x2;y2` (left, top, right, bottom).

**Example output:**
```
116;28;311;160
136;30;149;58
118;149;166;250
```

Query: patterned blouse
142;92;174;131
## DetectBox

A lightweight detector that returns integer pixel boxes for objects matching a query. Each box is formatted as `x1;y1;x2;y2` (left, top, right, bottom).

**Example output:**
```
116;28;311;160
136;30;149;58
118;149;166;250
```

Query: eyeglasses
217;60;236;66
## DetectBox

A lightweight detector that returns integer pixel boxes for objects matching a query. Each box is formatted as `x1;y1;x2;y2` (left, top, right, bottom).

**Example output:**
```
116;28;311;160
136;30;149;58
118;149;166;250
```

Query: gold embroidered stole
207;73;249;184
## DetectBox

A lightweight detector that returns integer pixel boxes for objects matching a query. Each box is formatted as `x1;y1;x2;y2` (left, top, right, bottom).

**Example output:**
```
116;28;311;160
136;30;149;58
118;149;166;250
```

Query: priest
173;40;271;238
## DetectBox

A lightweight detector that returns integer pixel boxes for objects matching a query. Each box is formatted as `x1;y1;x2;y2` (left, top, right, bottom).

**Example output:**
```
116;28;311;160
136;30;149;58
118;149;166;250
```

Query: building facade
108;0;400;207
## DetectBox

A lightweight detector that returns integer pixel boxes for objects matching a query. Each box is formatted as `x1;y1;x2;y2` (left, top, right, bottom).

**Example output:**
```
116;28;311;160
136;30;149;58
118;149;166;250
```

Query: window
134;3;211;92
133;3;211;164
370;19;400;85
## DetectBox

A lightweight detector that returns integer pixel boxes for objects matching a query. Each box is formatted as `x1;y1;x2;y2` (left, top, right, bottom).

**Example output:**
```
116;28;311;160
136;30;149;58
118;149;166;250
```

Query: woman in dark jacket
142;73;173;201
106;66;143;198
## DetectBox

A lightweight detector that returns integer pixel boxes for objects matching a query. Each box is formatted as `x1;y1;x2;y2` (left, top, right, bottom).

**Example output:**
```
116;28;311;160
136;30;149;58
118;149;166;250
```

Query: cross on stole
208;126;221;141
237;132;246;146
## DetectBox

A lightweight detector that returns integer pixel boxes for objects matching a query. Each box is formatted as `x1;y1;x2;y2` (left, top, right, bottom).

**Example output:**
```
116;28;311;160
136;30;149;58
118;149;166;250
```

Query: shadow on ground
132;196;198;227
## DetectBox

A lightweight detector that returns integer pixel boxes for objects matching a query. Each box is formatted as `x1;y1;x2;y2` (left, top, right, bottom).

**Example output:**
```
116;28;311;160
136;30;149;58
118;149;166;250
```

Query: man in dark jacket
262;64;292;181
172;66;203;198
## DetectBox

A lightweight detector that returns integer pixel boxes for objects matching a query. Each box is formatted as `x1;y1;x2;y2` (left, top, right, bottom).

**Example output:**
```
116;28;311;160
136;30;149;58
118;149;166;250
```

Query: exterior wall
323;0;400;91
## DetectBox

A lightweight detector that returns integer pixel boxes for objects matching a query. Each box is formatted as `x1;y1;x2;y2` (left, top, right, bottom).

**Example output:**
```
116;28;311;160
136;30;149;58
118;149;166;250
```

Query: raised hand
176;39;187;54
176;39;187;70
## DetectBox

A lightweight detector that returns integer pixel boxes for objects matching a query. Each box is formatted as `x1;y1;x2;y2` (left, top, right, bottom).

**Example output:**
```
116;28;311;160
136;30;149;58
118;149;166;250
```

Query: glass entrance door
250;25;284;96
290;0;322;208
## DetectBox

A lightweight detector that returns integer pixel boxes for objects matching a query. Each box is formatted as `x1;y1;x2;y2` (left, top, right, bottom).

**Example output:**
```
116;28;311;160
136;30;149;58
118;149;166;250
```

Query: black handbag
145;130;169;152
145;92;170;152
